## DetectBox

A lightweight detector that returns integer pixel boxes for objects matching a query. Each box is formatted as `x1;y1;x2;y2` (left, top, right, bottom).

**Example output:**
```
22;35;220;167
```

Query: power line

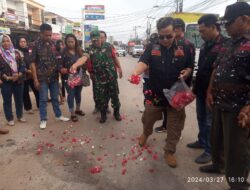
198;0;230;12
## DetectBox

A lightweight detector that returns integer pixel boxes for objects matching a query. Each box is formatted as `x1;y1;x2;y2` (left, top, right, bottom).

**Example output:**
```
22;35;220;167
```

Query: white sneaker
140;108;145;113
56;116;70;122
27;110;34;114
18;117;27;123
40;120;47;129
7;120;15;126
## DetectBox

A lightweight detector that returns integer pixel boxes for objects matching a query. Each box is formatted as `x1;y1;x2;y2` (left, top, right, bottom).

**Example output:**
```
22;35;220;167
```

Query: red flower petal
149;169;155;173
89;166;102;174
122;168;127;175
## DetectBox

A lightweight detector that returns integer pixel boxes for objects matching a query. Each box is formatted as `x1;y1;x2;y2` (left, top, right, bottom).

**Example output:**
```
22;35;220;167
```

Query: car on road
132;45;144;57
116;47;126;57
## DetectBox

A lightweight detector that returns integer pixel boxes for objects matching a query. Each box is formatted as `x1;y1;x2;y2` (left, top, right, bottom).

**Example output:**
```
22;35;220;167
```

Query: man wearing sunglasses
154;18;196;134
130;17;194;168
203;2;250;190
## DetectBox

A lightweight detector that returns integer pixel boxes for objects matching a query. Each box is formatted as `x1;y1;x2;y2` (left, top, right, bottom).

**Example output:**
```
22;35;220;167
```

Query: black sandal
71;115;78;122
75;110;85;116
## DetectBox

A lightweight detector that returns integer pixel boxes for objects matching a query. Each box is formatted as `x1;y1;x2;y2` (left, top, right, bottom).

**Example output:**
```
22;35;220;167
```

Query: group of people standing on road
0;1;249;190
0;23;123;130
130;2;250;190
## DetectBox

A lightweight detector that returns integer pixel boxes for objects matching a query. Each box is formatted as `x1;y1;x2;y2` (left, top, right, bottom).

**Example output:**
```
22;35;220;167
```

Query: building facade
0;0;44;42
44;11;74;41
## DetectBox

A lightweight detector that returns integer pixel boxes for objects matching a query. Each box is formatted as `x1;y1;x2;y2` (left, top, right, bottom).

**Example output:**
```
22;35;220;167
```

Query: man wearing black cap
202;2;250;190
187;14;226;164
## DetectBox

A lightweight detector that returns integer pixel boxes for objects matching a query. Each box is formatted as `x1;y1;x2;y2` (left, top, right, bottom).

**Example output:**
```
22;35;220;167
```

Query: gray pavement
0;55;230;190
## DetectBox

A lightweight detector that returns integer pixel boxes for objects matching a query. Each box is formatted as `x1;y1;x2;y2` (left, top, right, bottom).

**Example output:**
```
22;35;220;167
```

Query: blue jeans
65;83;83;113
1;82;24;121
39;81;61;121
196;94;212;154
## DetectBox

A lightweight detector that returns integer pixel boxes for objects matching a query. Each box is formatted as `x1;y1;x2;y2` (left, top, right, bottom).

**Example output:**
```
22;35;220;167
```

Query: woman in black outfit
17;36;39;114
56;40;66;104
60;34;86;122
0;34;26;126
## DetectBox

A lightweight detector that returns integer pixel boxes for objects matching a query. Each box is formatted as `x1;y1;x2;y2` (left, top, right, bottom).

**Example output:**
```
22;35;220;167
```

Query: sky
36;0;237;43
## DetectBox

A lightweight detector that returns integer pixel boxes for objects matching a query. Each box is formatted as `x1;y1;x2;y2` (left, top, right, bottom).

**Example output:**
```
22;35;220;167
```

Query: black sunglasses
222;18;237;27
159;34;174;40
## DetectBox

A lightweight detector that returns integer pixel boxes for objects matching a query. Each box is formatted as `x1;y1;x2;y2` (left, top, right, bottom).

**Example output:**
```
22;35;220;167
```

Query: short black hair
17;35;28;44
16;35;28;50
55;39;63;52
149;33;158;44
174;18;185;32
198;14;220;31
40;23;52;33
156;17;175;31
99;30;107;38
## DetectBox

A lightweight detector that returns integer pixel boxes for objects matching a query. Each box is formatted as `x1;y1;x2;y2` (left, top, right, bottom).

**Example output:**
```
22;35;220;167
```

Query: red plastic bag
67;69;83;88
163;78;195;111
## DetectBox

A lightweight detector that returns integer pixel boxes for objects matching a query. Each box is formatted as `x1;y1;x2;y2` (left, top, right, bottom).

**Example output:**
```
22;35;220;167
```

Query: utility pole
176;0;183;12
133;26;137;39
146;16;155;40
179;0;183;12
176;0;179;12
133;26;141;40
81;8;85;49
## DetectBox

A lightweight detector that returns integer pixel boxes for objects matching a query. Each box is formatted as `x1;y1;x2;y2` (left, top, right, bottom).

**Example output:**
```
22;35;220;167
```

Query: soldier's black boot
100;111;107;123
113;108;122;121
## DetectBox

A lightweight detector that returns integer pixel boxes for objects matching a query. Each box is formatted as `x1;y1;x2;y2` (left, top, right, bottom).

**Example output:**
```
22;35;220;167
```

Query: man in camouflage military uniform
90;30;121;115
71;30;123;123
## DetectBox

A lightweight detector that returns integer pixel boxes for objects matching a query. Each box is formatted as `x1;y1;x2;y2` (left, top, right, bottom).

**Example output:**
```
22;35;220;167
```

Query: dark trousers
196;94;212;153
212;107;250;189
61;77;66;98
23;79;39;111
162;109;167;127
1;82;24;121
92;80;98;109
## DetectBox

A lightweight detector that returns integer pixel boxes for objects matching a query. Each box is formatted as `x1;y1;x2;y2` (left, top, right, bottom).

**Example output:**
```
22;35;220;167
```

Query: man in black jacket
187;14;226;164
130;17;194;168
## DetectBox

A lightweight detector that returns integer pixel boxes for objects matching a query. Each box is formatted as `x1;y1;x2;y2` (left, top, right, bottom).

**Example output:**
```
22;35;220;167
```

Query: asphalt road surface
0;55;230;190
